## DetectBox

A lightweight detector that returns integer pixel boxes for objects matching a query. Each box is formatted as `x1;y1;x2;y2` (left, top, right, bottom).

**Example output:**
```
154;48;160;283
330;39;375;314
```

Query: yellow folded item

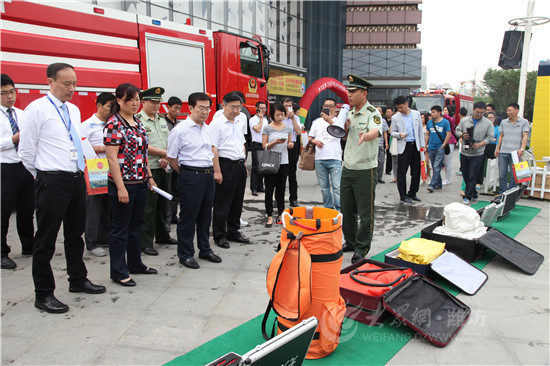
396;238;445;265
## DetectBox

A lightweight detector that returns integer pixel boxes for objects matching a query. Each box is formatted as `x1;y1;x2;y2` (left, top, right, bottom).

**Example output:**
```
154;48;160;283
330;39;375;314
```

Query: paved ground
2;153;549;365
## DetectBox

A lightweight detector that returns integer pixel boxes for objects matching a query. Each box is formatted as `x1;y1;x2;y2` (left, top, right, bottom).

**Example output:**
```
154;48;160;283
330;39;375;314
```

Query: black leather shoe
378;180;385;184
22;250;33;256
215;238;230;249
114;278;136;287
35;294;69;313
227;234;250;244
199;252;222;263
410;195;422;202
351;252;364;264
69;279;106;294
290;200;299;207
171;217;178;224
142;247;159;256
251;190;258;196
1;256;16;269
342;243;354;253
181;257;200;269
156;237;178;245
257;187;265;193
130;267;158;275
401;197;412;203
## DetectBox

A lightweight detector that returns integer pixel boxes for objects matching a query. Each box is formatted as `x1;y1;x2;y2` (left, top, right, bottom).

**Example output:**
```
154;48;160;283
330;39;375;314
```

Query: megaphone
327;104;350;138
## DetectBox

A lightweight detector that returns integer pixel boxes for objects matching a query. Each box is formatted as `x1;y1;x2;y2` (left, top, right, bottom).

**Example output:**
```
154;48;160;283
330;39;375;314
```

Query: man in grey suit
390;96;425;203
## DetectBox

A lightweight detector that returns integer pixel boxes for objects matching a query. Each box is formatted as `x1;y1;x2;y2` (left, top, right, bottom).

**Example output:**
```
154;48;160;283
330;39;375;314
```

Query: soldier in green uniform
136;87;177;256
341;74;383;263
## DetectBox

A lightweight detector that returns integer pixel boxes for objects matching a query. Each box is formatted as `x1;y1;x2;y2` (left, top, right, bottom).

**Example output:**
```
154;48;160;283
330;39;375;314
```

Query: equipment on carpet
207;317;318;366
263;206;345;359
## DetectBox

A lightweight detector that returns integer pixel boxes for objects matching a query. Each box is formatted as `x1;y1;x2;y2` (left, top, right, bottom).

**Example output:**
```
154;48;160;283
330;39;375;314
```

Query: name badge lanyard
1;108;19;125
46;95;76;144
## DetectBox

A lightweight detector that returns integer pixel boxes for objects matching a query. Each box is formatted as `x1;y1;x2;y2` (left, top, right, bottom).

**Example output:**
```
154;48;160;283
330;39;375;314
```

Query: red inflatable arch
297;77;349;125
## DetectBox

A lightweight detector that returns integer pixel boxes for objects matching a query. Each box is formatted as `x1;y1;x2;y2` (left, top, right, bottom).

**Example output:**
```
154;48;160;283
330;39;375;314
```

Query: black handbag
431;121;450;155
257;149;281;175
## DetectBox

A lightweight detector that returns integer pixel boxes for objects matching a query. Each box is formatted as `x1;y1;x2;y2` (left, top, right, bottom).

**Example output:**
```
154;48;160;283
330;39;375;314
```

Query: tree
482;68;537;121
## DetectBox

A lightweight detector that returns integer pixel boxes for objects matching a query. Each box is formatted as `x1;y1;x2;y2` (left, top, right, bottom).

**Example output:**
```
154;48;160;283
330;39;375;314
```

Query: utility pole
509;0;549;118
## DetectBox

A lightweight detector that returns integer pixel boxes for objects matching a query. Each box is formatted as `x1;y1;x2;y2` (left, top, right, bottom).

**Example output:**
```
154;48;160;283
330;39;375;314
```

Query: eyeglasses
1;89;16;96
323;105;336;108
195;106;211;112
227;105;242;111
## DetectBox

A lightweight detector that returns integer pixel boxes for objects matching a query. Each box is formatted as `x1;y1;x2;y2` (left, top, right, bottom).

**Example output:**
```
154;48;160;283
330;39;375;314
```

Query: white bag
433;202;487;239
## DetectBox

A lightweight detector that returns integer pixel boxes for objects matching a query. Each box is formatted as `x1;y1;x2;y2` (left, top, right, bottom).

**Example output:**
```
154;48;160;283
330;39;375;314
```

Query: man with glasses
137;87;178;257
1;74;34;270
211;92;250;249
308;98;343;211
455;101;494;205
249;101;267;196
166;92;222;269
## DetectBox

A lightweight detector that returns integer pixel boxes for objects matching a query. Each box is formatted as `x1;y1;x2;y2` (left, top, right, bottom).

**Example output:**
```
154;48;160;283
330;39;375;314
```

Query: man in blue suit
390;96;425;203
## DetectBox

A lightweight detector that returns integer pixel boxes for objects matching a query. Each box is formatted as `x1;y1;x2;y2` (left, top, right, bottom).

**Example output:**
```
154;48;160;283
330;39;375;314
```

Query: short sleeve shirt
210;116;246;160
166;117;214;168
262;124;292;165
378;118;389;147
344;102;382;170
309;117;342;161
499;117;530;153
427;118;451;151
81;114;106;158
136;110;169;169
104;113;149;183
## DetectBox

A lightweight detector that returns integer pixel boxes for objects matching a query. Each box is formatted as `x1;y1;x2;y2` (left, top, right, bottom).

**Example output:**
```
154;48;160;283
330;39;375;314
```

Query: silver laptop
206;317;318;366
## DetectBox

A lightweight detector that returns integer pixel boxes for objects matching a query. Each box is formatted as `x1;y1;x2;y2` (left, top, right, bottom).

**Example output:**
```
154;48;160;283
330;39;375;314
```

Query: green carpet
166;202;541;366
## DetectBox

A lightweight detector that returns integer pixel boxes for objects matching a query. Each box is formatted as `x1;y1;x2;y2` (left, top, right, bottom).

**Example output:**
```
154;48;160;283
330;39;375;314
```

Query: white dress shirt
166;117;214;168
81;114;106;159
249;115;265;143
209;116;246;160
212;109;248;135
19;92;82;176
1;105;23;164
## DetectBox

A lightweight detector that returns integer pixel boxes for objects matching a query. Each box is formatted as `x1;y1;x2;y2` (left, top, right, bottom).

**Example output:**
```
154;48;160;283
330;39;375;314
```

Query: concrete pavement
2;153;549;365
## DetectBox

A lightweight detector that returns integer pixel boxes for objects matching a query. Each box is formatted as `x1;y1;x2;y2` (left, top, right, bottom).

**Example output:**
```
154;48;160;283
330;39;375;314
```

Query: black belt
180;165;214;174
406;141;416;144
219;157;246;165
37;170;83;178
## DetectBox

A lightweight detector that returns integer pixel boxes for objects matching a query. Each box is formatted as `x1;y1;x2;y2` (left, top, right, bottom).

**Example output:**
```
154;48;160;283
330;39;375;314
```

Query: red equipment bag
340;259;415;325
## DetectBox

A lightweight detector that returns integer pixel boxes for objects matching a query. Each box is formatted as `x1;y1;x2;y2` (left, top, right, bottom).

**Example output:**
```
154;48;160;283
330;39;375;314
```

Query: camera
464;127;474;150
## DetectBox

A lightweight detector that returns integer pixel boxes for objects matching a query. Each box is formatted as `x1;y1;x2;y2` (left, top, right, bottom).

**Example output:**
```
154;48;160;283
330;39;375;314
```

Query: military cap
346;74;373;90
142;87;165;101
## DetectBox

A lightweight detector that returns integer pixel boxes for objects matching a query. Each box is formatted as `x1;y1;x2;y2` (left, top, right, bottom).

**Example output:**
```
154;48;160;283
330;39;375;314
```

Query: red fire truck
410;91;474;118
0;0;270;120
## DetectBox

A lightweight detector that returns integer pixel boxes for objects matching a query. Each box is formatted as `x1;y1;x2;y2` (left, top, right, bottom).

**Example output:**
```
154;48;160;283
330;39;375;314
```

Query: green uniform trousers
142;168;171;249
340;167;376;256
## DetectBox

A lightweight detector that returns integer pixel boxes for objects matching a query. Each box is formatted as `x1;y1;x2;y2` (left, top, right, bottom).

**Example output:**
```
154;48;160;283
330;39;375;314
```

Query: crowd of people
1;64;529;313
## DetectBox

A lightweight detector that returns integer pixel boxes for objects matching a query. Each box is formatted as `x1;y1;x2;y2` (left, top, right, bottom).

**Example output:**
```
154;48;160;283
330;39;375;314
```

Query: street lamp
508;0;549;118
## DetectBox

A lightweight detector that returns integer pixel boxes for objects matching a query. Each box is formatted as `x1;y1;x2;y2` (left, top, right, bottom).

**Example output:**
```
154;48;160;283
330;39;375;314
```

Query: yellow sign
268;75;306;97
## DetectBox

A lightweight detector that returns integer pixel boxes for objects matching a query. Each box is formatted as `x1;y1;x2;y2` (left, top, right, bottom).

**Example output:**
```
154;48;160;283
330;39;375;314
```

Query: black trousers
264;164;289;217
461;155;484;200
385;150;392;174
397;142;421;199
33;171;88;296
108;181;147;281
177;168;215;260
85;193;110;249
1;163;34;257
287;137;300;202
250;142;264;191
213;159;247;239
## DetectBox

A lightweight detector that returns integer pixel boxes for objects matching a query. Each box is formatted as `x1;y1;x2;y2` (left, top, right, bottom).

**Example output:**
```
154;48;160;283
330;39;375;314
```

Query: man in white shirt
210;92;250;249
249;101;267;196
1;74;34;270
282;97;302;207
166;92;222;269
19;63;106;314
308;98;343;211
80;92;115;257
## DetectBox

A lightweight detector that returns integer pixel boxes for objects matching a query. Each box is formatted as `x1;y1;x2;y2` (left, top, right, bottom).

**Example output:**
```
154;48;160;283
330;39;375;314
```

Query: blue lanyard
46;95;75;144
1;108;18;124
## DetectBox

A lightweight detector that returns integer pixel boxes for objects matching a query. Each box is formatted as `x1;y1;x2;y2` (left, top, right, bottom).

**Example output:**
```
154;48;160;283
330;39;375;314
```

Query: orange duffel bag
263;206;345;360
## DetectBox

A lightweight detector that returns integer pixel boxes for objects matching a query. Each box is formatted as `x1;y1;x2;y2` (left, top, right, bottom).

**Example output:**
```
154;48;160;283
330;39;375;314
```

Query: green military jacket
343;101;383;170
136;110;169;170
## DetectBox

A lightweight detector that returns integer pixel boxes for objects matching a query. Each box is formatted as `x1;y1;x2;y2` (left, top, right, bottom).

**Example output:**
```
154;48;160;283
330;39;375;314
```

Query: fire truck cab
410;91;474;119
0;0;270;120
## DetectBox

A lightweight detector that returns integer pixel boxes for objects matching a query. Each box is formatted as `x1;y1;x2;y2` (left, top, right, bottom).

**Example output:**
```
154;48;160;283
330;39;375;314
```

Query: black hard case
382;275;471;347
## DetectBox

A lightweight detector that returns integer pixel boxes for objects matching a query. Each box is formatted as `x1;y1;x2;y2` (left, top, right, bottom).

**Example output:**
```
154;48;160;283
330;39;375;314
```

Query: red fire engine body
1;0;269;120
410;91;474;118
